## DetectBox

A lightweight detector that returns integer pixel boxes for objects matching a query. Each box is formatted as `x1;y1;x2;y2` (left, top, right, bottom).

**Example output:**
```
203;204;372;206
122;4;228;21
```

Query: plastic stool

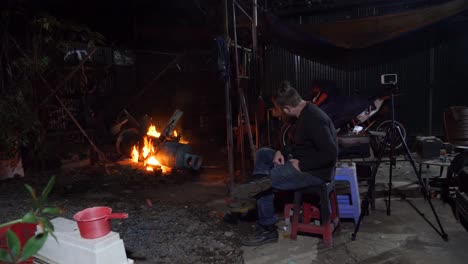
283;177;340;247
335;162;360;224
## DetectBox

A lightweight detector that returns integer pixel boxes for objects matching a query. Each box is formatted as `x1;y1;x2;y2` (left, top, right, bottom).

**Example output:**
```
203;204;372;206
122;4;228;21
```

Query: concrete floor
239;158;468;264
58;153;467;264
242;197;468;264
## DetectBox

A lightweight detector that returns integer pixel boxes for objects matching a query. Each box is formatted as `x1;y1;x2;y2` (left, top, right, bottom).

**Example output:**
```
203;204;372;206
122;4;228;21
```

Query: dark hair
272;81;302;108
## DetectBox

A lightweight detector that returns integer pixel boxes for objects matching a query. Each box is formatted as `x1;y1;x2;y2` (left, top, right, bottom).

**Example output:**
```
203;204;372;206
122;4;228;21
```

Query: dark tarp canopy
261;0;468;65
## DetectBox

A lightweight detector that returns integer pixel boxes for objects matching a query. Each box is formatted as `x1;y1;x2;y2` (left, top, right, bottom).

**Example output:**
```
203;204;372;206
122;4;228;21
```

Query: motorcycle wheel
373;120;407;151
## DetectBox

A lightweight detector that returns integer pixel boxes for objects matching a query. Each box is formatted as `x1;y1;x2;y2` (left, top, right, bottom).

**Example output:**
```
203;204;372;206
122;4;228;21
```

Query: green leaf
21;212;37;223
18;233;48;262
39;176;56;207
24;184;37;200
38;217;54;232
0;248;13;262
49;231;58;243
41;207;62;216
24;184;39;209
6;229;21;260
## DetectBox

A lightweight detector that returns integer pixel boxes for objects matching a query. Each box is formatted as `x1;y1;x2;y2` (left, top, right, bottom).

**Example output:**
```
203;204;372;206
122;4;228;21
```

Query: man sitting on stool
233;81;338;246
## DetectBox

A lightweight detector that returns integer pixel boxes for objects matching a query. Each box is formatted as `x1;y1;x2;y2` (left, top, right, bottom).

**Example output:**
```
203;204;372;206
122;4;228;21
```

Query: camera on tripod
381;73;398;85
381;74;399;94
352;73;449;242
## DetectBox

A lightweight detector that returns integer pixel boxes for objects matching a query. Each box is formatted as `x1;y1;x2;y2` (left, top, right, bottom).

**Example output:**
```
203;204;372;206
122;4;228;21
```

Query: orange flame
142;137;153;159
147;125;161;138
146;156;161;166
130;123;189;172
131;146;139;163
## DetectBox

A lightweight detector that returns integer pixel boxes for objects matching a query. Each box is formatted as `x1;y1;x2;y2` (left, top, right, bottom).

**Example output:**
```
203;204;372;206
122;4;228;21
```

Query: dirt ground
0;163;247;264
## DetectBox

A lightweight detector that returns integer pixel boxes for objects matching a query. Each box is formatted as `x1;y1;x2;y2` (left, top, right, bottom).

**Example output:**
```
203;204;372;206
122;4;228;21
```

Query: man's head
272;81;304;117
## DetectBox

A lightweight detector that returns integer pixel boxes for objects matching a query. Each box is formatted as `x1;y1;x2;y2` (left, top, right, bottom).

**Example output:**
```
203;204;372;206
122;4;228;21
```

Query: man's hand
273;151;285;166
290;159;301;172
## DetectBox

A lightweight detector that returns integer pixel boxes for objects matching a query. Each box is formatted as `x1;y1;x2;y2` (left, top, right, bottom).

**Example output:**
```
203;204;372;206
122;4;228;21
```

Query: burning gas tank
155;142;202;171
116;124;202;172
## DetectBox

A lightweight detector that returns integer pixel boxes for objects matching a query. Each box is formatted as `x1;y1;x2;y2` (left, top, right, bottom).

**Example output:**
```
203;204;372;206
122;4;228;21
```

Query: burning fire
147;125;161;138
145;156;161;172
173;129;189;144
130;124;187;173
131;146;139;163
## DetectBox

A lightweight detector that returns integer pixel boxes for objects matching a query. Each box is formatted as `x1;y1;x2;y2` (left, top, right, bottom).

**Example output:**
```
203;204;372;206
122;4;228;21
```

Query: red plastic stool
284;181;340;247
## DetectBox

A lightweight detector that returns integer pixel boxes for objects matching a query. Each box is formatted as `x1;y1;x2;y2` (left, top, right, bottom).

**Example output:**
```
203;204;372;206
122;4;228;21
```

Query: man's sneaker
241;225;278;247
231;177;272;200
254;223;270;235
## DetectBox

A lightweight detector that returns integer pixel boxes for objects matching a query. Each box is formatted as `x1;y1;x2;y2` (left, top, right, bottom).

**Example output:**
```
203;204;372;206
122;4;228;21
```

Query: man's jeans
253;147;325;226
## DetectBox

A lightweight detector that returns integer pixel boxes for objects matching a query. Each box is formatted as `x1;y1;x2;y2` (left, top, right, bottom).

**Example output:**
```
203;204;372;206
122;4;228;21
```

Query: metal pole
233;4;246;179
239;106;246;178
267;109;271;146
252;0;259;149
240;91;256;159
223;0;235;196
252;0;258;55
255;111;259;149
232;1;241;129
233;0;253;21
233;1;256;161
226;79;235;195
428;47;435;136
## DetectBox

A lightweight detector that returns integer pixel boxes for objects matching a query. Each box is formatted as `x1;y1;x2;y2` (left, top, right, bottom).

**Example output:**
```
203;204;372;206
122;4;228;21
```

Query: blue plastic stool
335;162;360;224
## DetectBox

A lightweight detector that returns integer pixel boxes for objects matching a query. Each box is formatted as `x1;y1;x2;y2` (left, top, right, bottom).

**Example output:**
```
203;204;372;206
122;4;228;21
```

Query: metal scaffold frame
223;0;260;196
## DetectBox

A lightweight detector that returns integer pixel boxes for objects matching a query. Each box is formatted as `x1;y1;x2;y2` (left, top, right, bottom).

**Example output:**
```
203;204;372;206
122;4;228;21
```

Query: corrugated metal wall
263;33;468;136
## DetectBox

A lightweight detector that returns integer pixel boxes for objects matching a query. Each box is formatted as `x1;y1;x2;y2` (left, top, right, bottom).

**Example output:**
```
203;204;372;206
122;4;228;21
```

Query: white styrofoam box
36;217;133;264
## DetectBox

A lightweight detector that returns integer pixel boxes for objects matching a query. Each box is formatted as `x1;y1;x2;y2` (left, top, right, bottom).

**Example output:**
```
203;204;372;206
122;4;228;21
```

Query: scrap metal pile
114;109;203;175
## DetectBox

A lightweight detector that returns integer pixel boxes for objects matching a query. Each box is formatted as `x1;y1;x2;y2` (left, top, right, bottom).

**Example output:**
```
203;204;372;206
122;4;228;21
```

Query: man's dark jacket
281;103;338;180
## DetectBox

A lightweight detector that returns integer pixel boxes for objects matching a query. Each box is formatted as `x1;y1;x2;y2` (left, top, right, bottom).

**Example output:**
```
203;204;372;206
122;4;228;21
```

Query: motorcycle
311;87;406;149
274;85;407;152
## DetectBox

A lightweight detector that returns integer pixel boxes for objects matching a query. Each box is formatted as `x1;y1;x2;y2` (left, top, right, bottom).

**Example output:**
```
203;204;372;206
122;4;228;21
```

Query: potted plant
0;176;61;264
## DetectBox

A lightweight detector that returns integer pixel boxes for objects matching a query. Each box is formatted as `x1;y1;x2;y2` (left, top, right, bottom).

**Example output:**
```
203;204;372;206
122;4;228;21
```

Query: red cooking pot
73;206;128;239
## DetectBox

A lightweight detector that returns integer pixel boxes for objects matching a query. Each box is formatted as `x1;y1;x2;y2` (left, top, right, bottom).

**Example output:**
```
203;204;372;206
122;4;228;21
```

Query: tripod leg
370;131;391;207
395;126;449;241
351;133;390;240
351;197;369;240
387;127;396;216
370;164;377;211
